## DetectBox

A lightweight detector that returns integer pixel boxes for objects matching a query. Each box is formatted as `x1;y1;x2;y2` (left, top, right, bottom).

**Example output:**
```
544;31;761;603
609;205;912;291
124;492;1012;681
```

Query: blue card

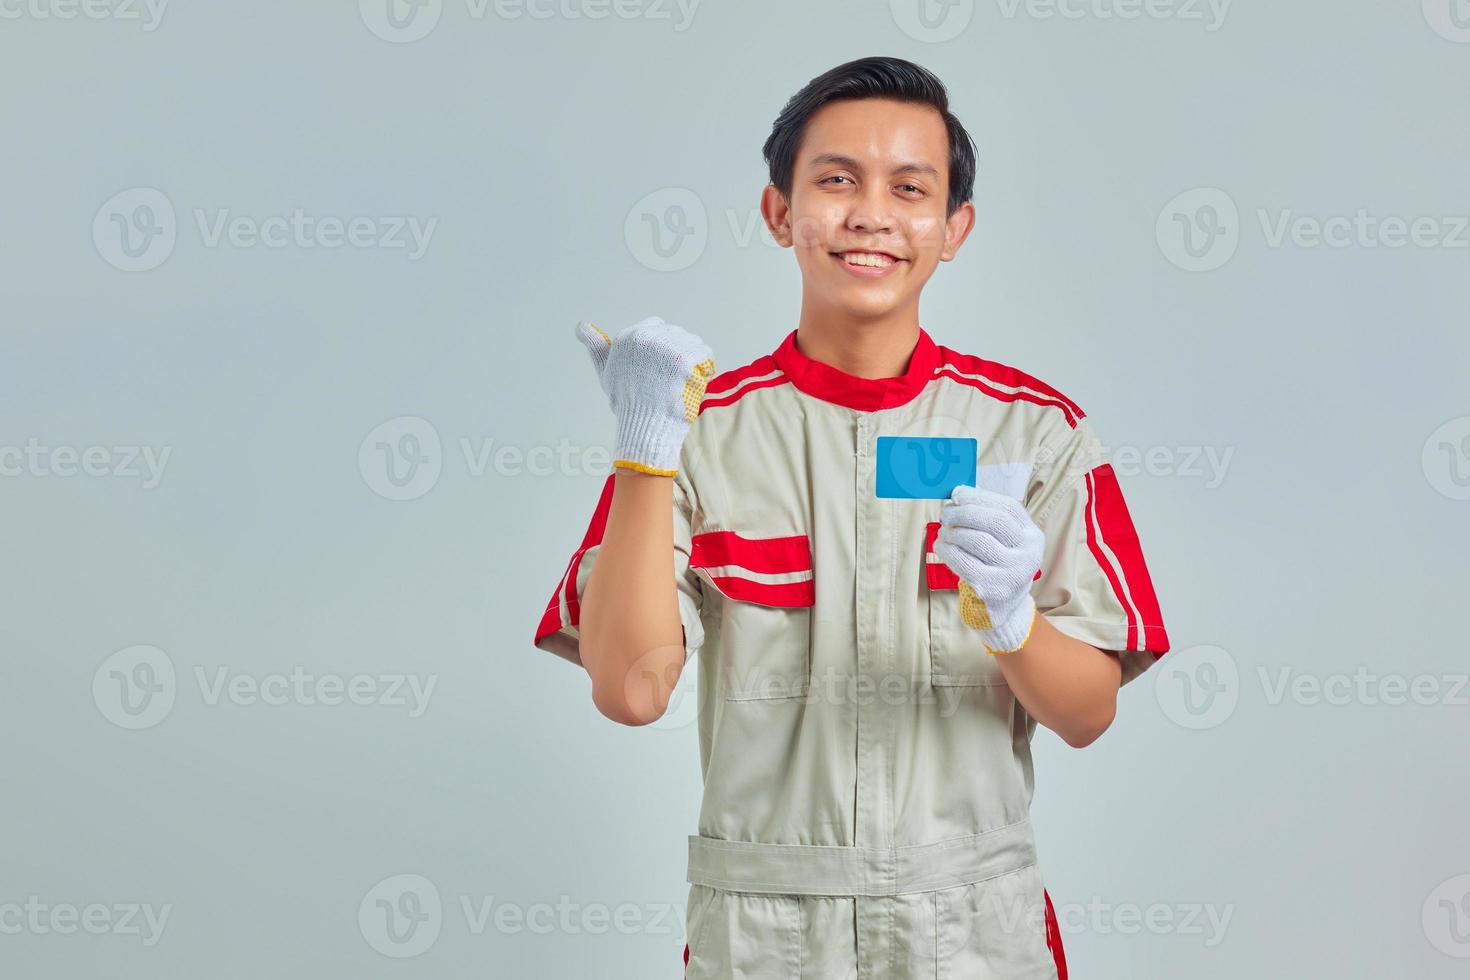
875;436;978;499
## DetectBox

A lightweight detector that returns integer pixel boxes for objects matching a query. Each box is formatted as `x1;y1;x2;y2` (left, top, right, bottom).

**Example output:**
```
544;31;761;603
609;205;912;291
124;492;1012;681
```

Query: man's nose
845;183;894;234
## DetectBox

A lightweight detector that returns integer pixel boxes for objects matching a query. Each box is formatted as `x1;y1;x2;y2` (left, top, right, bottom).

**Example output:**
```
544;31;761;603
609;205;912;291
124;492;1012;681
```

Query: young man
534;56;1172;979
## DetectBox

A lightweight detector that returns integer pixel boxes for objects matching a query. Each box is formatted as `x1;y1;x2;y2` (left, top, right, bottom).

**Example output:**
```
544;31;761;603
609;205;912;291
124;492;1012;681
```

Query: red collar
771;326;941;412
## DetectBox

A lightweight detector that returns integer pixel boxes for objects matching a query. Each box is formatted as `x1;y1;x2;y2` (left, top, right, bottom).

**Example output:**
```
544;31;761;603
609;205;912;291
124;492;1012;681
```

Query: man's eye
899;184;922;194
820;175;852;185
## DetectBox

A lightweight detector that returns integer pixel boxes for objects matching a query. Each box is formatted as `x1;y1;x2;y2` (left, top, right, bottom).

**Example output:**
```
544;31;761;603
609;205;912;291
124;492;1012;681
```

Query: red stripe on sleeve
689;530;812;573
533;473;617;647
690;530;815;607
1082;469;1136;648
1086;464;1171;654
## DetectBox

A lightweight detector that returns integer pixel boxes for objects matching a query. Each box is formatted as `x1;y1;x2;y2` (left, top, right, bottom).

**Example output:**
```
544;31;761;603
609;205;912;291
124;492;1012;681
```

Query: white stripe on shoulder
932;364;1056;402
711;368;786;402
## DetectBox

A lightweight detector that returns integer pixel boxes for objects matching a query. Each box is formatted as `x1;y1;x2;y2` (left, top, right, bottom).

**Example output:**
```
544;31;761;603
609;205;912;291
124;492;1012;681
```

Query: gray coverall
535;327;1172;978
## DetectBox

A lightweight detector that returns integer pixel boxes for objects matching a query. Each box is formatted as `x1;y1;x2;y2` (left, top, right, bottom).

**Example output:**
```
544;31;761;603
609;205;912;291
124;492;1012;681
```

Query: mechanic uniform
534;327;1172;979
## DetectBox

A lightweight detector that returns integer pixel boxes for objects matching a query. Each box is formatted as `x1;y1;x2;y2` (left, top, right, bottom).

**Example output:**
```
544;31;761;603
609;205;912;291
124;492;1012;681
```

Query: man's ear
940;200;977;262
761;184;794;248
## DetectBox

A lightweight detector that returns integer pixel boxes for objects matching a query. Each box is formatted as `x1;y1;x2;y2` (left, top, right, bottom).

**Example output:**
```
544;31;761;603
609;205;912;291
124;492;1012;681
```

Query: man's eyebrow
807;153;940;179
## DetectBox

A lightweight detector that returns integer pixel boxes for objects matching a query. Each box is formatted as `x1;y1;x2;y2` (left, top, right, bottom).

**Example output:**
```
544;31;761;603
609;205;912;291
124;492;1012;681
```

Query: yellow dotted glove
934;484;1044;654
574;316;716;477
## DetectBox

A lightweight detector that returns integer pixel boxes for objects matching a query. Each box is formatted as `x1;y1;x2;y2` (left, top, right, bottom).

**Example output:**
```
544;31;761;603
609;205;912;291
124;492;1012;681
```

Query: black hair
762;56;977;219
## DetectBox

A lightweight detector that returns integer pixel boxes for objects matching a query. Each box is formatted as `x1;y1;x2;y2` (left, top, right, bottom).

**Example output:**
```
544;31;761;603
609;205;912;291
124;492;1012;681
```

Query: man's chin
822;288;908;321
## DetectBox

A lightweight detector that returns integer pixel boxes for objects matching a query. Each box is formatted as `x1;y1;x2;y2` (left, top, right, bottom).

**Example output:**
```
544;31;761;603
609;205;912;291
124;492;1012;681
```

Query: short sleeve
532;467;706;667
1027;418;1171;686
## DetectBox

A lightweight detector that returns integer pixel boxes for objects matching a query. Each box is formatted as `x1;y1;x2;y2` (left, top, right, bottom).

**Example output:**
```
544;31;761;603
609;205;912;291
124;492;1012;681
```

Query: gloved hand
933;484;1045;654
575;315;716;477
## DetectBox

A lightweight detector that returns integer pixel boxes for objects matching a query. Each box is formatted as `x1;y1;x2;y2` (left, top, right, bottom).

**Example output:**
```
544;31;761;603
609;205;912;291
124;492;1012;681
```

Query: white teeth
840;252;895;268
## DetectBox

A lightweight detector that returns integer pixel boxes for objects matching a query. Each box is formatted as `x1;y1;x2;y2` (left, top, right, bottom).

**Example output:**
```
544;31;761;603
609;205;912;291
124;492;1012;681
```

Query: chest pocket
923;521;1007;687
690;530;813;701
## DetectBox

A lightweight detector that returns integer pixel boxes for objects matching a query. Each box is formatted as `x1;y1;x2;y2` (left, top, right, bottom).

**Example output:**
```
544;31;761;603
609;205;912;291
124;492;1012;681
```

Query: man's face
763;98;974;321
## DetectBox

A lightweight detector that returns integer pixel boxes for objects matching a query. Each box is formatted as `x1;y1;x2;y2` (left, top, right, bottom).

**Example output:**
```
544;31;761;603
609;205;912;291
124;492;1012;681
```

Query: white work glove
574;315;716;477
933;484;1045;654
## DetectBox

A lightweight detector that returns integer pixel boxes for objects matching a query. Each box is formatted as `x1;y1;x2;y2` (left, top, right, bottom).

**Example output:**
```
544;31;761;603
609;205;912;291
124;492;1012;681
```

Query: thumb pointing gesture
574;320;613;377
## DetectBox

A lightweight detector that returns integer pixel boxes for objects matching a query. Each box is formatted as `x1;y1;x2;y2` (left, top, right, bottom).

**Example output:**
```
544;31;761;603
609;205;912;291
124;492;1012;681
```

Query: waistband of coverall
686;818;1037;897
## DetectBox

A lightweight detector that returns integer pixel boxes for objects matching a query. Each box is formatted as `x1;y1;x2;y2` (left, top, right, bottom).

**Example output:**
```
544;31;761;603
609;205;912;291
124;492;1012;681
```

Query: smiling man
535;56;1173;979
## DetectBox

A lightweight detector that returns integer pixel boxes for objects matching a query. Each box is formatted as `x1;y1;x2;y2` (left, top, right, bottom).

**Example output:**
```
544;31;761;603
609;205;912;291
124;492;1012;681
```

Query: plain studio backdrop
2;2;1466;977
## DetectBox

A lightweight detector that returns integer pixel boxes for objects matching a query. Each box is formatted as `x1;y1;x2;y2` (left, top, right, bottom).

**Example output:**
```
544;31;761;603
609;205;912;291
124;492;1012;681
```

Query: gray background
2;1;1467;977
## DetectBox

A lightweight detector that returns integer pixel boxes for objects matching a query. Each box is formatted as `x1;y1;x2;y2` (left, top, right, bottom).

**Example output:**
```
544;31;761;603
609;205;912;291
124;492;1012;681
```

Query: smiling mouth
832;250;903;269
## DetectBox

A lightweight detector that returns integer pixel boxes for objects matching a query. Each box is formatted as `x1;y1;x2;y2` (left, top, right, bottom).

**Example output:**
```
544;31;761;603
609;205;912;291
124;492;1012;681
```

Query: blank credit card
875;436;977;499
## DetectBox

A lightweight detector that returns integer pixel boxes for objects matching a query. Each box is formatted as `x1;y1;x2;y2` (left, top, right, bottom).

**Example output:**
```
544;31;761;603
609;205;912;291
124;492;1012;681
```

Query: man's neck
793;306;922;379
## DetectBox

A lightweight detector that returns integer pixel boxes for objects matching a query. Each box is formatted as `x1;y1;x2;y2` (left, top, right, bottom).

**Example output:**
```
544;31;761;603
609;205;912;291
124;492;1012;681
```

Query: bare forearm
991;614;1122;747
579;470;686;726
